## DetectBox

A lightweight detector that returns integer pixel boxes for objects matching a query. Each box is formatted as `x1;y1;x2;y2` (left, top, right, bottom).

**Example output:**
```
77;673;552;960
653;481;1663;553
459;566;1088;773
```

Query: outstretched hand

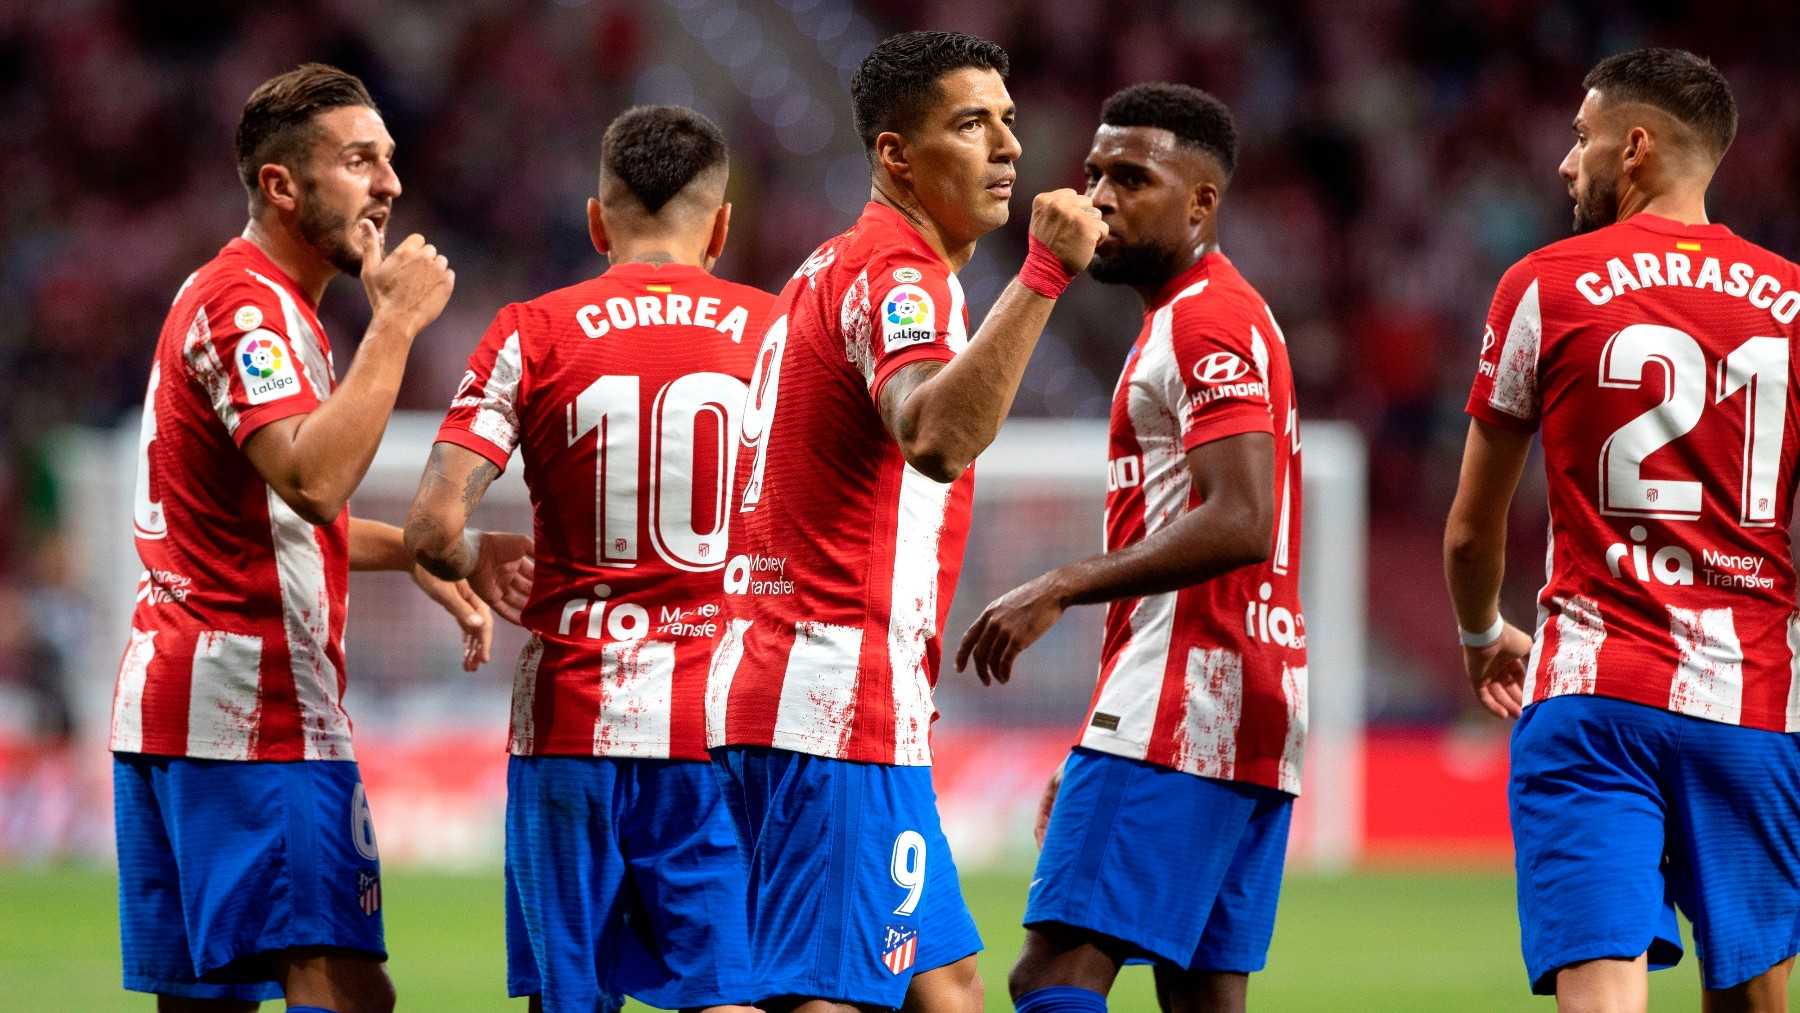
469;531;534;626
955;573;1068;686
1462;622;1532;719
410;566;493;672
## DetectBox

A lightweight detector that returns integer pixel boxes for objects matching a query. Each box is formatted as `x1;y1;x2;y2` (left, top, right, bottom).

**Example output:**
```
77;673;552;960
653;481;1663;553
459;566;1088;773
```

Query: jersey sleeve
861;250;961;401
1167;301;1278;452
183;279;322;446
435;305;527;471
1465;257;1544;432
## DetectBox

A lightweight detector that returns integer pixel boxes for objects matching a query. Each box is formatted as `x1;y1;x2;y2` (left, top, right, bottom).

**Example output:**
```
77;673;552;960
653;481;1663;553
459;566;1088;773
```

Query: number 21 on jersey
1597;323;1788;527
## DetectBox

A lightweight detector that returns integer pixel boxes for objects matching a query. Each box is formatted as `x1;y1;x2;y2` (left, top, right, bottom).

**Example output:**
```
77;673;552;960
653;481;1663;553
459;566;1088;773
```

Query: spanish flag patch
1675;241;1702;252
646;284;673;293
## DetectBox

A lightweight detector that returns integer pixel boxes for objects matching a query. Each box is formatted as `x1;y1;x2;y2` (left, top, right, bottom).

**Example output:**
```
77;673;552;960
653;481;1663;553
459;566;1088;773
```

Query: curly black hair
601;105;728;214
851;31;1010;152
1100;83;1237;179
1583;48;1737;158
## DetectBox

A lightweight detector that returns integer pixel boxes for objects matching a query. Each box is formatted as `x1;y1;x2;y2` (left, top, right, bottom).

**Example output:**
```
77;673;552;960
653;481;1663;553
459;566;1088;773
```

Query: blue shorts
1024;747;1293;974
1511;695;1800;993
113;754;385;1002
504;755;756;1013
713;746;983;1008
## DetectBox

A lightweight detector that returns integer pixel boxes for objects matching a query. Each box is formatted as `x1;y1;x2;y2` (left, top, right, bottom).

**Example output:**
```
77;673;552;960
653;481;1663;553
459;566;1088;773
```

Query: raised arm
244;225;452;524
1443;417;1536;718
957;431;1274;685
877;190;1106;482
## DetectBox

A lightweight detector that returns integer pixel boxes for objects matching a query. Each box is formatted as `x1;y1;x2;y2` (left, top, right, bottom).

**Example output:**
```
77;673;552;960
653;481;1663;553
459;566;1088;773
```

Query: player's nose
373;158;402;200
993;121;1022;163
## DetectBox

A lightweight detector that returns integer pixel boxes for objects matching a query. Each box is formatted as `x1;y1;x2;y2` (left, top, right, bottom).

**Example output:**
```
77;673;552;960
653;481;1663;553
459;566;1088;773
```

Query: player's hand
410;565;492;672
1028;189;1108;274
358;223;455;338
1034;764;1063;849
468;531;534;626
1462;621;1532;719
955;572;1068;686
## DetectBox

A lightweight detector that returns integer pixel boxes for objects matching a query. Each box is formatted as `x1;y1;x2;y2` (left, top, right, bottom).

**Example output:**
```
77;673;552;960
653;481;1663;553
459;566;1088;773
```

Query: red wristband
1018;234;1076;299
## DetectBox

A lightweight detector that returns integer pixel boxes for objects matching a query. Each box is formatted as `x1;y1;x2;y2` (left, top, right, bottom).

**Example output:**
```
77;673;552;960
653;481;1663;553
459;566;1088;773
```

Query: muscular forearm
349;517;413;572
892;280;1054;477
1049;504;1269;608
403;442;499;582
1443;516;1507;630
273;324;415;520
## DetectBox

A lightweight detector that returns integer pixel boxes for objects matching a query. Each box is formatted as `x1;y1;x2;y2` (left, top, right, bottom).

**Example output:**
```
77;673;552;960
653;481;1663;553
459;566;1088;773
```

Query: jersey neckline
1623;213;1735;239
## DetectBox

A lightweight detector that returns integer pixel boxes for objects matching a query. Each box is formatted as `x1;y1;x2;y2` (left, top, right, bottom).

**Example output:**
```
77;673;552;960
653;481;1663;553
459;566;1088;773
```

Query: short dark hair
1100;83;1238;178
600;105;729;214
236;63;376;204
1583;47;1737;157
851;31;1010;151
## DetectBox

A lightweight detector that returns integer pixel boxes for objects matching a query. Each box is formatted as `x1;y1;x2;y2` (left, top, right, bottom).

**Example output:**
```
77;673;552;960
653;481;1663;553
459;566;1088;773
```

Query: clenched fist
1029;189;1109;275
358;222;455;339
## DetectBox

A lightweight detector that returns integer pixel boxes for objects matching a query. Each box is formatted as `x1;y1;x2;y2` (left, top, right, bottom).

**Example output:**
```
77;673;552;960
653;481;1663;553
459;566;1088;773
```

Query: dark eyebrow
340;139;395;158
950;104;1014;123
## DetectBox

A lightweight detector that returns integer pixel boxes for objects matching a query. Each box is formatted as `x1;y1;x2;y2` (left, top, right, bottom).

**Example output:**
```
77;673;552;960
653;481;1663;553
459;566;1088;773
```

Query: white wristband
1458;614;1505;648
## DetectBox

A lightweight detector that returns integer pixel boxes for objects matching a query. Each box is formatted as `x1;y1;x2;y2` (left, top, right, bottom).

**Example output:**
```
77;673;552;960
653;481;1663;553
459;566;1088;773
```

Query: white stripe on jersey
1786;615;1800;733
110;628;157;753
889;463;952;765
185;630;262;759
946;275;969;351
1545;595;1605;697
1522;514;1555;702
770;621;862;757
267;488;353;760
706;619;750;749
593;639;676;758
1082;594;1175;758
510;634;543;754
474;331;524;453
1488;278;1541;420
1278;663;1307;794
1667;605;1743;724
248;269;333;396
1172;646;1244;780
182;306;240;435
840;268;875;382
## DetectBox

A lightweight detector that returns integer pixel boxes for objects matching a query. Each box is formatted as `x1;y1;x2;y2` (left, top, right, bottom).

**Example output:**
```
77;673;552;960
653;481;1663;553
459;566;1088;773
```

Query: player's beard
296;179;367;276
1571;168;1621;234
1088;237;1181;289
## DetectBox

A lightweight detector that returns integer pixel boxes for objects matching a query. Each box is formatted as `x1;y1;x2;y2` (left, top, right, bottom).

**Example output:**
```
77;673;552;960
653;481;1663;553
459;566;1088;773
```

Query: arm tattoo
878;360;945;445
461;460;500;514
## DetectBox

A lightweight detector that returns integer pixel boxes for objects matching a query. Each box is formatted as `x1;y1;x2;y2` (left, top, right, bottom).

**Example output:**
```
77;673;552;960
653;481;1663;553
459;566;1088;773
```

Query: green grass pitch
1;866;1701;1011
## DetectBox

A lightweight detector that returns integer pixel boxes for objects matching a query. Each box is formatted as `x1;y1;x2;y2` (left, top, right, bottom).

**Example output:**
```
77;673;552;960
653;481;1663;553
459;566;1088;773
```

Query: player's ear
1622;125;1652;176
705;202;731;266
588;198;610;257
259;164;300;215
874;131;912;185
1190;181;1219;226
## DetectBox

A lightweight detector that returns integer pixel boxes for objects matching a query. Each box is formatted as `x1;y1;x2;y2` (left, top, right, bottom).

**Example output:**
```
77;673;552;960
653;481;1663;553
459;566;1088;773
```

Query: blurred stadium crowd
3;0;1799;729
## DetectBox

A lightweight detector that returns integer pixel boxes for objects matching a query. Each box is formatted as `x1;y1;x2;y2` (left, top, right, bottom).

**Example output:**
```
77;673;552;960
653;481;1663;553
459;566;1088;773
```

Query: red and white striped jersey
110;238;353;761
1467;214;1800;731
705;202;975;766
436;263;773;759
1080;253;1308;794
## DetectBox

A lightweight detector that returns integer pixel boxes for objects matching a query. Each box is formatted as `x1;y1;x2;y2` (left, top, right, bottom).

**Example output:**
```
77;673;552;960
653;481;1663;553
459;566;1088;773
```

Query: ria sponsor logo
1604;526;1774;589
557;583;651;640
1244;582;1305;648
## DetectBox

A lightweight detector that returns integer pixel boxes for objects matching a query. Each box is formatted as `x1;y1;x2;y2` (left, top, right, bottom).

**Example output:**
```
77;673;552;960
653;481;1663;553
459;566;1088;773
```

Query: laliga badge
236;329;302;405
880;284;936;353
